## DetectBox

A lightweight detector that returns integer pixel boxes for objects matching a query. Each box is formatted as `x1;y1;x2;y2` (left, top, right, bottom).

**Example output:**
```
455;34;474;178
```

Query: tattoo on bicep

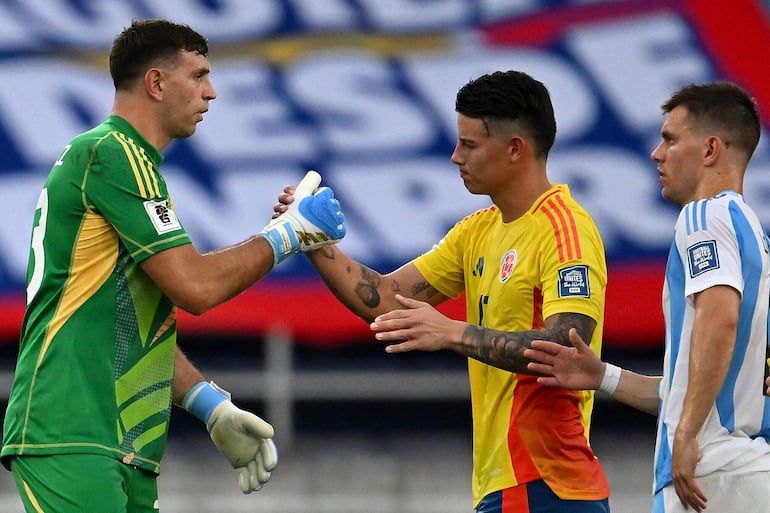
355;265;381;308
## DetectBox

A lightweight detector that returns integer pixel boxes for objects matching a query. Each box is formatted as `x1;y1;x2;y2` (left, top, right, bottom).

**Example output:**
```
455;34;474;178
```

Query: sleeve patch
144;199;182;234
558;264;590;298
687;240;719;278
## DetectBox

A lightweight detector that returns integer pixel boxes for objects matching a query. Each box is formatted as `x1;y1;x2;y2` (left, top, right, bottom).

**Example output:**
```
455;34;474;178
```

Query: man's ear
509;135;525;162
703;135;721;166
145;68;164;101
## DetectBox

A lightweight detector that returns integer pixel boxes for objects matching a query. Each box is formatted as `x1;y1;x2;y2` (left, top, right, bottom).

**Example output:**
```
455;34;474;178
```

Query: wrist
598;363;621;395
259;221;299;265
182;381;230;424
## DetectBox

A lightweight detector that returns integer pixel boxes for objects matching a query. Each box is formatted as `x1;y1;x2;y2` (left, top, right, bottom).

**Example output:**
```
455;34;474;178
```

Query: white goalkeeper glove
182;381;279;494
259;170;346;266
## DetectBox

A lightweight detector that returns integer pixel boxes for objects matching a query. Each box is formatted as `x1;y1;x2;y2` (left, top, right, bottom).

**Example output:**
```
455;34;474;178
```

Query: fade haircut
662;82;761;162
455;70;557;159
109;19;209;90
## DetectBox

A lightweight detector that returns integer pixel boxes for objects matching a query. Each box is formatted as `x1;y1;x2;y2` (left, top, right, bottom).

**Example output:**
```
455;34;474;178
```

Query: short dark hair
662;81;760;161
109;19;209;90
455;70;557;158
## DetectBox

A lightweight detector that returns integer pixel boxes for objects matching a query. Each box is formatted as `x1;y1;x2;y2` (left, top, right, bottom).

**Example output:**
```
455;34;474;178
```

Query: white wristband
598;363;622;395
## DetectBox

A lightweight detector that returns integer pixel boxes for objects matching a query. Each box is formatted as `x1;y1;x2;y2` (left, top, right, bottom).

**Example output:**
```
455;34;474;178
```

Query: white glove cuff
598;363;621;395
181;381;231;424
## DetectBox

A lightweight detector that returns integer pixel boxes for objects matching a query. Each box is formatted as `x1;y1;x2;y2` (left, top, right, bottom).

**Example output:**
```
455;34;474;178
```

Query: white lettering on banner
0;59;112;166
330;159;489;259
549;147;678;251
13;1;139;47
567;14;712;129
195;62;318;162
149;0;281;39
357;0;470;30
286;53;433;154
288;0;358;29
164;164;377;262
0;3;33;47
0;0;560;50
404;49;597;142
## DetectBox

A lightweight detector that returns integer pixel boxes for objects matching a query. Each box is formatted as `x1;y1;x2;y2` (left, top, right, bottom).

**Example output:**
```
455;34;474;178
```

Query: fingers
237;463;261;494
272;184;296;218
568;327;589;351
236;439;277;494
260;438;279;471
674;478;707;513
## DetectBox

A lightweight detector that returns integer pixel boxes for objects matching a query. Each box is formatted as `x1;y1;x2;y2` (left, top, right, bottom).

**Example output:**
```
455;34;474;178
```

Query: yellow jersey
414;184;609;506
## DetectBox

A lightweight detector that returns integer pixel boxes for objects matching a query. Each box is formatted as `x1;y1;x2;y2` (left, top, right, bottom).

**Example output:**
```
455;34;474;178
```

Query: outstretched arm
274;182;448;322
371;294;597;374
143;172;345;315
524;328;661;415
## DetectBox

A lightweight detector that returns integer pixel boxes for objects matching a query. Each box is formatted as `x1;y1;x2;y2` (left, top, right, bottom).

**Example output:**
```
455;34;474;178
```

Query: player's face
160;50;217;140
451;114;513;196
650;106;703;207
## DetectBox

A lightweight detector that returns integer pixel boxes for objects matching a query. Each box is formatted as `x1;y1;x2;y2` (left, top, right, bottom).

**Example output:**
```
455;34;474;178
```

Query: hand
523;328;604;390
261;170;346;265
766;374;770;396
370;294;465;353
207;400;279;494
671;431;707;512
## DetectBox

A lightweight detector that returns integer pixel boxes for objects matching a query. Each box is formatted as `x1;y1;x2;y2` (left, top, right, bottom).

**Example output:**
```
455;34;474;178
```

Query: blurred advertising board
0;0;768;347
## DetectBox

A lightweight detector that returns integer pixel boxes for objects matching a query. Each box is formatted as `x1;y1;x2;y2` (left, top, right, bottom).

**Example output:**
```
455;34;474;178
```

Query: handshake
259;170;346;266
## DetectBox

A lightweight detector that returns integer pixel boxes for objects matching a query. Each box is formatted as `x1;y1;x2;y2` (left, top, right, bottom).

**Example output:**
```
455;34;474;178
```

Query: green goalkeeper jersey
1;115;192;474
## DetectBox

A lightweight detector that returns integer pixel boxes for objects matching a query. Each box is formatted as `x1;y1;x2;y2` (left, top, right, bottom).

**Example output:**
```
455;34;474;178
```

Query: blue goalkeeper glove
182;381;278;494
259;170;346;266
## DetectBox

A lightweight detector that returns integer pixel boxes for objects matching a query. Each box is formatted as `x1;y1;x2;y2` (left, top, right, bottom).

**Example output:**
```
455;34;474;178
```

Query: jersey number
27;188;48;304
477;294;489;326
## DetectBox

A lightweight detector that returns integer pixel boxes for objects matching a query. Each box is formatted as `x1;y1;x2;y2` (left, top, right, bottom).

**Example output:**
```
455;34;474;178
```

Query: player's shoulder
532;185;596;226
454;204;499;229
686;191;746;223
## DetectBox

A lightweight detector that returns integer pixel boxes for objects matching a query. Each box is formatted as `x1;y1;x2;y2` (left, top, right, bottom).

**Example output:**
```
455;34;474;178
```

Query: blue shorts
476;479;610;513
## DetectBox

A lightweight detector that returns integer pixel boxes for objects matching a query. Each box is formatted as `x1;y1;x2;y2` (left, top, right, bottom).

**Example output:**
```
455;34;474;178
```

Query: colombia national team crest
499;249;518;283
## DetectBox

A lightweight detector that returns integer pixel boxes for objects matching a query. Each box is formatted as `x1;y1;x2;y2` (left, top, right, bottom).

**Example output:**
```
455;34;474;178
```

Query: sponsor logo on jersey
558;265;590;298
687;240;719;277
499;250;517;283
144;200;182;235
473;256;484;277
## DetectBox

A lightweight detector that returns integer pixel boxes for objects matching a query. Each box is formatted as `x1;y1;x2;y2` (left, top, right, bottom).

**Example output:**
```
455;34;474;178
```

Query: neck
111;96;169;151
493;164;552;223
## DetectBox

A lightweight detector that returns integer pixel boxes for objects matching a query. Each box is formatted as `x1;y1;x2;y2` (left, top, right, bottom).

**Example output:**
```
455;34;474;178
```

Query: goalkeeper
0;19;345;513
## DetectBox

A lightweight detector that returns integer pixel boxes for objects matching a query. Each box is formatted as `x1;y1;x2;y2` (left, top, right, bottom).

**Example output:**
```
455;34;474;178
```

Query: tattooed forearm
354;265;382;308
412;280;441;300
460;312;596;373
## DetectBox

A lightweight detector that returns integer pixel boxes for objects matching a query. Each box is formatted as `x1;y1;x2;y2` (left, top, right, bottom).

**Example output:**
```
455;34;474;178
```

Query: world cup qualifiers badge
558;265;590;298
687;240;719;278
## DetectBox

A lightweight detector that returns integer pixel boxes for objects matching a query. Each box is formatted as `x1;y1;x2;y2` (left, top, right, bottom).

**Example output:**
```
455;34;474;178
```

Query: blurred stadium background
1;0;769;511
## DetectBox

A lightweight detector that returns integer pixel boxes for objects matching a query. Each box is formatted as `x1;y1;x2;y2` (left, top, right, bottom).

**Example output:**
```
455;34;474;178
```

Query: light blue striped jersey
654;190;770;493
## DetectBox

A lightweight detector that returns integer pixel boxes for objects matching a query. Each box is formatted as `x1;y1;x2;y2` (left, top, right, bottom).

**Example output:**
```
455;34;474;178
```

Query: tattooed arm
372;299;596;374
305;246;449;323
459;312;596;373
